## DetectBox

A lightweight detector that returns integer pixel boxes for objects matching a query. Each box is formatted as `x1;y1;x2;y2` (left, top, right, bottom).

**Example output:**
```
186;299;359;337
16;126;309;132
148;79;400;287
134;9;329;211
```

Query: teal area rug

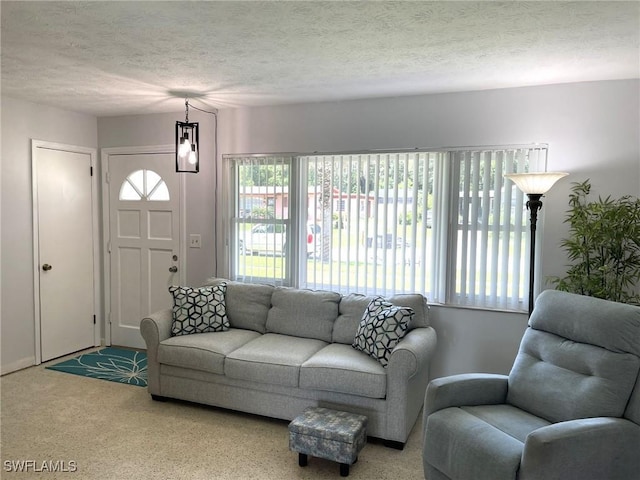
46;347;147;387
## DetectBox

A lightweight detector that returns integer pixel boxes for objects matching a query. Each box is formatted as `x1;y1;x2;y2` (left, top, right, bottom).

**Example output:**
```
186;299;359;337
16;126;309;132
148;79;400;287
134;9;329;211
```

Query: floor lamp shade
505;172;569;195
505;171;568;315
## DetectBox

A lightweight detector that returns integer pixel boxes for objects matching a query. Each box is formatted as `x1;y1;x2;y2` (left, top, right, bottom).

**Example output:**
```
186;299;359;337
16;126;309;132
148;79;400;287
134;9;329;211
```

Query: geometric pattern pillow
352;297;413;367
169;283;229;336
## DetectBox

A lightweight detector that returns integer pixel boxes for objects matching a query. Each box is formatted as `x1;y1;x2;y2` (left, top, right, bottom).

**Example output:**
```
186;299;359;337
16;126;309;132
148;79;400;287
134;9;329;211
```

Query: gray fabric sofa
422;290;640;480
140;278;437;447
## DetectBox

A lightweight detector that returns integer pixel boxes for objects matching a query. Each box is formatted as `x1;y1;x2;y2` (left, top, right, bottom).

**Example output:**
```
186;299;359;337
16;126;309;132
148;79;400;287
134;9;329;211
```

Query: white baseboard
1;356;36;376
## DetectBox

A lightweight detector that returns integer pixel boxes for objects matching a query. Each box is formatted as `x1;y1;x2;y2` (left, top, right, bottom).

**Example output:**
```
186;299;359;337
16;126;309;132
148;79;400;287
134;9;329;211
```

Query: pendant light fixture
175;99;199;173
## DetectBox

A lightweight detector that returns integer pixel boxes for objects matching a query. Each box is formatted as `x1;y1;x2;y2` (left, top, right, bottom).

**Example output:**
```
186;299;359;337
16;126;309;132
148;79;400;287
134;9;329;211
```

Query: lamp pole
525;194;543;317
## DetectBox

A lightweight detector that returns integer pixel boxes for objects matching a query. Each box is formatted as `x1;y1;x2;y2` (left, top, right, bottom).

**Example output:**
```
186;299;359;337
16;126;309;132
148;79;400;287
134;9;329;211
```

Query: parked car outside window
239;223;320;258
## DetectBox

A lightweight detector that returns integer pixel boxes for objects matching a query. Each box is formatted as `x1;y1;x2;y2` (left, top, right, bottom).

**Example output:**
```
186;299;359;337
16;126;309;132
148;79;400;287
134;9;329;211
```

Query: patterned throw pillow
352;297;414;367
169;283;230;336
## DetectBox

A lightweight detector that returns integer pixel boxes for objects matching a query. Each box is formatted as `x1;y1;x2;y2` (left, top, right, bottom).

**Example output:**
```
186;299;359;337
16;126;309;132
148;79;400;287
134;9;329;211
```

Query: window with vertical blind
224;145;547;311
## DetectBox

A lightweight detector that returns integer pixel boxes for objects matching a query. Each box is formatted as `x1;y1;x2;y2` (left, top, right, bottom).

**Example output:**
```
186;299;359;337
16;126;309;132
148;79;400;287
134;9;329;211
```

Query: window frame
223;145;548;312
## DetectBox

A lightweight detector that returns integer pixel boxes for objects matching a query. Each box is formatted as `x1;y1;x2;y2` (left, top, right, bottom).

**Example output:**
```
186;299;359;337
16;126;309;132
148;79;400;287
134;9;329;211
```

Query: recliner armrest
521;417;640;480
423;374;509;435
423;373;509;418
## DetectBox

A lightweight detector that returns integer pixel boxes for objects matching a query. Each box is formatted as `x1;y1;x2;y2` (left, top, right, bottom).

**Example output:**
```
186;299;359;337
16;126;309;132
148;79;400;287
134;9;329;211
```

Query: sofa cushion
158;329;261;375
203;278;274;333
352;298;413;367
266;287;341;342
333;293;429;344
507;328;640;423
225;334;327;387
169;284;229;336
333;294;376;344
387;293;429;329
300;343;387;399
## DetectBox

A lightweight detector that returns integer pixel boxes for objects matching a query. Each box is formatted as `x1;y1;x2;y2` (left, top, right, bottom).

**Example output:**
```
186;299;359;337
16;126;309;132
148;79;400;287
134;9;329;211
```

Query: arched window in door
119;169;170;201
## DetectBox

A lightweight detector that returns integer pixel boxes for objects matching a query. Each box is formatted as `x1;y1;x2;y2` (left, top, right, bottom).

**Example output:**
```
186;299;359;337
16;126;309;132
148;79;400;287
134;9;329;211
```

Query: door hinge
107;241;112;253
93;315;96;325
90;166;94;176
105;171;111;183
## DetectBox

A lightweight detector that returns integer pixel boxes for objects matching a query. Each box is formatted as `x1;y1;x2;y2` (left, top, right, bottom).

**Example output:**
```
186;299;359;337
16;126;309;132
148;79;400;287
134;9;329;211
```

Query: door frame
31;140;101;365
101;145;186;345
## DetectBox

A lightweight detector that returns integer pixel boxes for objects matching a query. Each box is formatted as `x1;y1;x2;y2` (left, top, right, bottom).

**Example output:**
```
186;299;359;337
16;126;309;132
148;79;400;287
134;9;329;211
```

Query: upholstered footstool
289;407;367;477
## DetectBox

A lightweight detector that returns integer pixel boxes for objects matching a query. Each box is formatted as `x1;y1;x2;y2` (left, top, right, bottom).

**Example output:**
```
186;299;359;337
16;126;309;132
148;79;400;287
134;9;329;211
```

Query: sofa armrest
139;308;172;395
385;327;437;444
424;373;509;418
521;417;640;480
140;308;173;348
388;326;437;377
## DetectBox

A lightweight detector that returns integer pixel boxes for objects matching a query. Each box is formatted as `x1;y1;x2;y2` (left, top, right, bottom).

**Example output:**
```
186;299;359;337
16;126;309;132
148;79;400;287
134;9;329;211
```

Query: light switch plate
189;234;201;248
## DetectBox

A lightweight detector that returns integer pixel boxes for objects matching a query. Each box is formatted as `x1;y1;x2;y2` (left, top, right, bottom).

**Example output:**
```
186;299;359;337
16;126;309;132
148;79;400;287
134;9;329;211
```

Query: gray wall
97;110;217;286
216;79;640;378
1;97;98;373
2;79;639;378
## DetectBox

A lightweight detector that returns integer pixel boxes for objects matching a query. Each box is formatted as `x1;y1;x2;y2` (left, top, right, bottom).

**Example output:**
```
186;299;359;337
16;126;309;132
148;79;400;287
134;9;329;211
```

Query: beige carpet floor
1;352;425;479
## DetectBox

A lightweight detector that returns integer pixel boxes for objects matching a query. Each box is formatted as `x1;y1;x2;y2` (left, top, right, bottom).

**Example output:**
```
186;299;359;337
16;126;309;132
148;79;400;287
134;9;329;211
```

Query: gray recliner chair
422;290;640;480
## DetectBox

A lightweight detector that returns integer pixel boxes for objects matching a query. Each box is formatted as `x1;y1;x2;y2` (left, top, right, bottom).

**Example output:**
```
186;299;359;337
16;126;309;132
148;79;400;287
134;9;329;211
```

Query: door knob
42;264;52;271
169;266;178;273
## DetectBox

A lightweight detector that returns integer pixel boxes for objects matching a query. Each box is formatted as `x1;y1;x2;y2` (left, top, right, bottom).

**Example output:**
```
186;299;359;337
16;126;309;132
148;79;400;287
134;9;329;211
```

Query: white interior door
106;151;181;348
34;143;97;362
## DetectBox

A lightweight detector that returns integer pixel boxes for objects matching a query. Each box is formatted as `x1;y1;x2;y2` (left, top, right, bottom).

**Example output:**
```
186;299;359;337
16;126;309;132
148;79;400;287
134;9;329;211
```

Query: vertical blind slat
491;151;503;306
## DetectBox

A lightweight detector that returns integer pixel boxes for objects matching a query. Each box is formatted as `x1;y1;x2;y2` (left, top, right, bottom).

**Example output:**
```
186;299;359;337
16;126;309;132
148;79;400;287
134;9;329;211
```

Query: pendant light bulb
188;144;198;165
179;132;191;157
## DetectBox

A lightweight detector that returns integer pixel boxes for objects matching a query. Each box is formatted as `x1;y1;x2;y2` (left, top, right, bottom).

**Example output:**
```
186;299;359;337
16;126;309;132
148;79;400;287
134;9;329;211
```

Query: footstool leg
298;453;308;467
340;463;349;477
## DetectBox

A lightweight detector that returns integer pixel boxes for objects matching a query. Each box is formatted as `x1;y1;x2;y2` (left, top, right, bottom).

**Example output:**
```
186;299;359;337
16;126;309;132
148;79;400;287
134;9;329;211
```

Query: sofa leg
383;439;405;450
151;394;168;402
340;463;349;477
298;453;307;467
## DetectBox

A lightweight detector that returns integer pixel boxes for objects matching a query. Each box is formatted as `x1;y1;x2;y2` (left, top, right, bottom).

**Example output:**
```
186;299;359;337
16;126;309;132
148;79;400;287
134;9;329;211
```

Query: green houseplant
550;179;640;304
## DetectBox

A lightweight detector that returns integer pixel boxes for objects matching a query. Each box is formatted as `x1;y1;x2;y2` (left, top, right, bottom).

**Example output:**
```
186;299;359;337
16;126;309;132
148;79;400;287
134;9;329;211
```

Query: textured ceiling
1;1;638;117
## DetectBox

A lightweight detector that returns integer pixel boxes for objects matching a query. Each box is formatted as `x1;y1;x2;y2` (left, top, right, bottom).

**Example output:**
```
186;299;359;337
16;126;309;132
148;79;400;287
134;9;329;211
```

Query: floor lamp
504;172;568;316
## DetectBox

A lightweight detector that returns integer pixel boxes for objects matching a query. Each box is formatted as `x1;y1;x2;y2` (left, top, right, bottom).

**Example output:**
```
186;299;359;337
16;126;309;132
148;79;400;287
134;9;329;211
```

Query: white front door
33;142;98;362
105;150;182;348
